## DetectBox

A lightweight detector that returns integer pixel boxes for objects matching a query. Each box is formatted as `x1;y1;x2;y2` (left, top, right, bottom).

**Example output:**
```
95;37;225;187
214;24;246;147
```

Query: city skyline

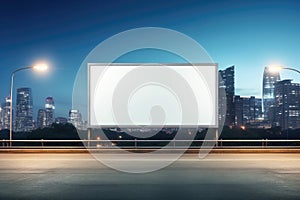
1;0;300;119
0;91;83;131
1;64;295;120
2;64;299;131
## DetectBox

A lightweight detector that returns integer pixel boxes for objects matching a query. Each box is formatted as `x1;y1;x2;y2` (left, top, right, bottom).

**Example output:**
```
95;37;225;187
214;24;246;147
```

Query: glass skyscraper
273;79;300;130
262;67;280;123
0;97;11;130
15;87;33;132
219;66;235;126
45;97;55;127
37;109;47;129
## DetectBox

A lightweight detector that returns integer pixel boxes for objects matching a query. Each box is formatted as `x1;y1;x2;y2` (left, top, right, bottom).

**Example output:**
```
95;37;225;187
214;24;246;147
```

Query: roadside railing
1;139;300;149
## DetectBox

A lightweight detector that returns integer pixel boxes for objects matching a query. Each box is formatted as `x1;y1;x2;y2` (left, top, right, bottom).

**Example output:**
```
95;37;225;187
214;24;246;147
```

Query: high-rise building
68;109;82;128
0;97;11;130
234;96;254;126
234;96;243;126
15;88;33;132
45;97;55;127
262;67;280;122
36;109;47;129
218;84;227;125
234;96;263;127
254;98;263;120
273;79;300;130
219;66;235;126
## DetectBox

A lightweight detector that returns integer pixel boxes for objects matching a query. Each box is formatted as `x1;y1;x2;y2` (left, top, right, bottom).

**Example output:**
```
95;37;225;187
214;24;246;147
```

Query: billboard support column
215;128;218;147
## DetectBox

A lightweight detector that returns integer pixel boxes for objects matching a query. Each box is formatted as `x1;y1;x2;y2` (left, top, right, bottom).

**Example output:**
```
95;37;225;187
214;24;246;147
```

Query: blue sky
1;0;300;119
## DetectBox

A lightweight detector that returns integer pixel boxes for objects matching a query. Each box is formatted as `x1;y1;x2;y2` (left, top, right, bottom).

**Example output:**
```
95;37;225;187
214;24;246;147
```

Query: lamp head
32;63;48;71
267;65;283;73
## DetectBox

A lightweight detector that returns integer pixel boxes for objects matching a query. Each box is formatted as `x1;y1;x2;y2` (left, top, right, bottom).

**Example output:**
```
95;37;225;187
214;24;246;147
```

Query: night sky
1;0;300;119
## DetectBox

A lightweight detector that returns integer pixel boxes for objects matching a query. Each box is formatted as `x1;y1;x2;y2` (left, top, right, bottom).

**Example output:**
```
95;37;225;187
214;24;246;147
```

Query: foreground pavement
0;153;299;200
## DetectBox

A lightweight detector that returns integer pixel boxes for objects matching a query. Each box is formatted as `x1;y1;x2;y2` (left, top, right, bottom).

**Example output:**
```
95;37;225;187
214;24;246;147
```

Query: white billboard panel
88;63;218;127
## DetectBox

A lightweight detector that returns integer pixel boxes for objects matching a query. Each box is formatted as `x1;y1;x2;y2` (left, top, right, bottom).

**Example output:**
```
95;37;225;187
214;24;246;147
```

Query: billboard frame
88;63;219;128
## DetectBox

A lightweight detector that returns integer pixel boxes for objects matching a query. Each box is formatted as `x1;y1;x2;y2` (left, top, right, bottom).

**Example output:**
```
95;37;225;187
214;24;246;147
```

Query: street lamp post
9;64;48;146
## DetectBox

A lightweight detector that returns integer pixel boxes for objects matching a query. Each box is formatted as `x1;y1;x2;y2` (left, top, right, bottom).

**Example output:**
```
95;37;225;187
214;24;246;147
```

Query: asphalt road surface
0;153;299;200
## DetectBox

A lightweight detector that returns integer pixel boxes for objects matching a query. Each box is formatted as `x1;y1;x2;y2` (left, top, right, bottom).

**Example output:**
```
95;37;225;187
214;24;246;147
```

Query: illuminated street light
268;65;300;74
32;63;48;71
9;63;49;146
267;65;283;73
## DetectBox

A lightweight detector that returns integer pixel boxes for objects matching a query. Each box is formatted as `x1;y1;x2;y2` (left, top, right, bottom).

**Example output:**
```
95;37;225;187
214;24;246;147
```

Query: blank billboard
88;63;218;127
